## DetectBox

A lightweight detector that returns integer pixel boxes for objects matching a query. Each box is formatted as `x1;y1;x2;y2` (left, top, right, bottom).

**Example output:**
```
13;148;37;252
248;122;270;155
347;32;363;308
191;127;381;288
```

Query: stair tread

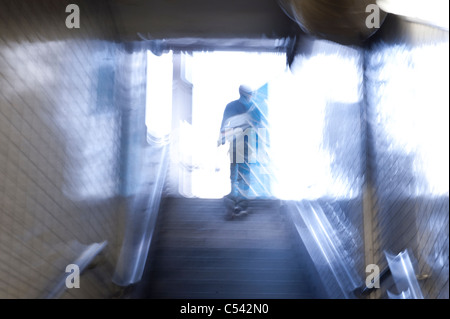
152;247;307;259
156;237;293;249
133;197;321;299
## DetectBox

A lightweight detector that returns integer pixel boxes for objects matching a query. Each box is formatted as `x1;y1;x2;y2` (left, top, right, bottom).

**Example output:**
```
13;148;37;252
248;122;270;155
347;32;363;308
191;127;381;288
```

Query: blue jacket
220;96;253;133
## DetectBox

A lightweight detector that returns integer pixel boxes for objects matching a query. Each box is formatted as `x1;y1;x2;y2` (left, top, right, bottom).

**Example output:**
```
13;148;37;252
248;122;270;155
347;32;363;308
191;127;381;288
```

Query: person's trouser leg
235;161;250;212
225;142;250;216
222;162;239;217
229;162;239;198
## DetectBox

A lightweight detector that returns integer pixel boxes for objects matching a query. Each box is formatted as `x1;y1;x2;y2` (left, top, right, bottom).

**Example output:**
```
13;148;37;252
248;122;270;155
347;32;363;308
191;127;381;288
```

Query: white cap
239;84;254;97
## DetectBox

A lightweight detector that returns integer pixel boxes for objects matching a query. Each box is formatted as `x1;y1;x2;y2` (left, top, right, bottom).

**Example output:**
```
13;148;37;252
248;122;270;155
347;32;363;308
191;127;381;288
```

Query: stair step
148;267;309;282
132;197;321;299
159;221;288;231
152;247;308;261
146;279;314;299
151;250;308;269
156;236;293;249
150;257;307;271
157;227;290;240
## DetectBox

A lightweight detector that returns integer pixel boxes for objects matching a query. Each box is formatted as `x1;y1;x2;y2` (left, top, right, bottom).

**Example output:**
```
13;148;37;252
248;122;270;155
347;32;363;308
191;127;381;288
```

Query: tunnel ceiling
107;0;297;42
106;0;449;48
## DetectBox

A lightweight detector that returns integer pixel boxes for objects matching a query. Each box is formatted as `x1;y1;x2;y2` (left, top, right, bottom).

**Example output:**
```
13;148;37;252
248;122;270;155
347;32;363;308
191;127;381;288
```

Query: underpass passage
0;0;448;300
126;197;327;299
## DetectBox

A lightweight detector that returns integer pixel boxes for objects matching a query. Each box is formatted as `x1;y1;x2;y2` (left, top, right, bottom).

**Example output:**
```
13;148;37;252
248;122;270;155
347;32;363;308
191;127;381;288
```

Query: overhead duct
277;0;387;45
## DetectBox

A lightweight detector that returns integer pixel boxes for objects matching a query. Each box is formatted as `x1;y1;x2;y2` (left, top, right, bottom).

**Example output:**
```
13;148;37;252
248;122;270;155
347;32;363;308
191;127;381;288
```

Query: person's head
239;84;254;102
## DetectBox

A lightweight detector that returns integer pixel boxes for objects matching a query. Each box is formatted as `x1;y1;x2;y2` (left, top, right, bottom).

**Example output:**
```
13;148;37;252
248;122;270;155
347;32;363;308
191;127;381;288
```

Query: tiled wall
285;27;448;299
365;20;449;299
321;96;366;285
0;0;122;298
282;39;367;298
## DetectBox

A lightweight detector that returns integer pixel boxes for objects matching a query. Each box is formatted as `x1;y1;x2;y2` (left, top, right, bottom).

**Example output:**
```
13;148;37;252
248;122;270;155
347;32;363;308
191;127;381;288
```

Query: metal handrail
353;267;392;298
45;241;107;299
353;249;425;299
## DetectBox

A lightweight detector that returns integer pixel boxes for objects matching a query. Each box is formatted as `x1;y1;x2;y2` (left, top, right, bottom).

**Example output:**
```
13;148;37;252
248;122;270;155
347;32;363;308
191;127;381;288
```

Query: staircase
129;196;326;299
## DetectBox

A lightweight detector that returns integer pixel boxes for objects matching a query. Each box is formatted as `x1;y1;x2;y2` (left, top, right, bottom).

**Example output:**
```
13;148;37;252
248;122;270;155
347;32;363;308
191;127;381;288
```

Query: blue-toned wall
284;19;448;298
365;18;449;299
0;0;123;298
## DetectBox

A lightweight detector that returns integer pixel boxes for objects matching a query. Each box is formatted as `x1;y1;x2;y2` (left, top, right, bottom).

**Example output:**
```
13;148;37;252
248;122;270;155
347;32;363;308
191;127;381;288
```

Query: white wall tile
0;0;121;298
